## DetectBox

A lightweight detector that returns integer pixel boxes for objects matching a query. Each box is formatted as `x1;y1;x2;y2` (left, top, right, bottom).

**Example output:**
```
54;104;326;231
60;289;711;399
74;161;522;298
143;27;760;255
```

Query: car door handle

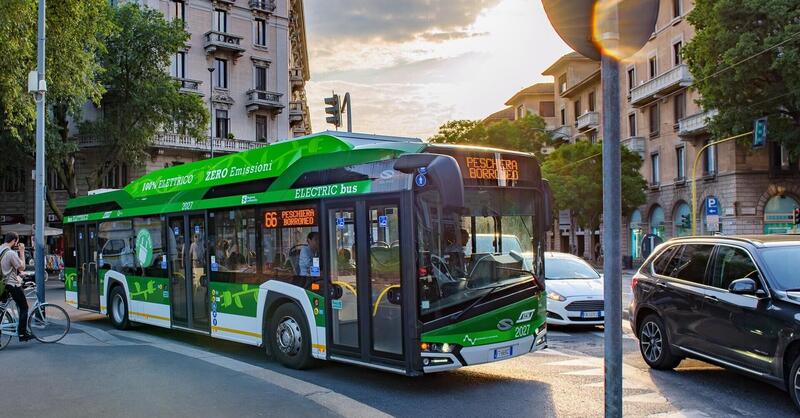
656;282;668;289
704;295;719;303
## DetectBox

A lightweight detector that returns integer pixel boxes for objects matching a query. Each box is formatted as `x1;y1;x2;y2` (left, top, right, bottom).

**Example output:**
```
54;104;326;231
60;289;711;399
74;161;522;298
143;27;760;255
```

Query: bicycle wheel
0;307;14;350
28;303;70;343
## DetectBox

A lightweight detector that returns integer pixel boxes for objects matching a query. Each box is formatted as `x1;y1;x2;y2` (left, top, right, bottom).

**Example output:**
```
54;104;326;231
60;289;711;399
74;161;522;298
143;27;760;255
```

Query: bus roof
63;131;536;223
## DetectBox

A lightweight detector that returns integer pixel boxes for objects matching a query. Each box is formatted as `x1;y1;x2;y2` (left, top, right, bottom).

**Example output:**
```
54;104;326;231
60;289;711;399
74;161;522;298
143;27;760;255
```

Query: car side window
710;246;760;291
671;244;713;284
652;246;678;276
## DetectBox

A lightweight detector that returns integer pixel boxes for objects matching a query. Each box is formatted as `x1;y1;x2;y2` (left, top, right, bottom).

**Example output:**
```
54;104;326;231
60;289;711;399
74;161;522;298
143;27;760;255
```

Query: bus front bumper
422;329;547;373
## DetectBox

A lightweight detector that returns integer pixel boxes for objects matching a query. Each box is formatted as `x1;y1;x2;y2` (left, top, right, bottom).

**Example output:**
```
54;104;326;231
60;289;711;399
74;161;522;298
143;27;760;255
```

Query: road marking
648;410;711;418
624;392;668;404
105;328;392;418
562;367;604;376
547;331;571;338
584;379;648;390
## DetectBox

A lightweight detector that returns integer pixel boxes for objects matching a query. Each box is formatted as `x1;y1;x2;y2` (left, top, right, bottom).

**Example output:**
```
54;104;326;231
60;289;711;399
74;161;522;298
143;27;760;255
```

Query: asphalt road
2;281;798;417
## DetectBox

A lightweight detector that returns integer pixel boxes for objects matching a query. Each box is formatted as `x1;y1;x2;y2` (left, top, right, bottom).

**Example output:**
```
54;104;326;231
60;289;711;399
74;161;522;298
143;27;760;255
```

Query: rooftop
483;107;515;123
505;83;555;105
541;52;594;76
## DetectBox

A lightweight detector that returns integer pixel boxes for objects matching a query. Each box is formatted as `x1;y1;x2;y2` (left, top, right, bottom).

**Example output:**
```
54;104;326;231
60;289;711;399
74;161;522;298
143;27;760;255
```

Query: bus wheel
270;303;313;370
108;285;131;330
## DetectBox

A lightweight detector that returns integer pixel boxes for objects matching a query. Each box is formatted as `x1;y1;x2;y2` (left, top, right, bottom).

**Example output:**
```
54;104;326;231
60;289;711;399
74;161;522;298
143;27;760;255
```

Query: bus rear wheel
269;303;314;370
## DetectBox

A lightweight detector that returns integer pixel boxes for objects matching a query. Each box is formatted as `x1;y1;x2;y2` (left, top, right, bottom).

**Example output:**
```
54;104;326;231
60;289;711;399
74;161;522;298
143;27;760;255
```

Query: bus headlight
421;342;457;353
547;291;566;302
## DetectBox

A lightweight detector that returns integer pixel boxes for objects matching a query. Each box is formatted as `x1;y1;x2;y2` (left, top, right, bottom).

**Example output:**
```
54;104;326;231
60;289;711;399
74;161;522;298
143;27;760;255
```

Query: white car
544;252;604;326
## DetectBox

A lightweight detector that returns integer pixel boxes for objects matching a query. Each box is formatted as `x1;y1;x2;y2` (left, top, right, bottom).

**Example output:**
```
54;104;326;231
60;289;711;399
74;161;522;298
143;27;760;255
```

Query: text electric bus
63;131;553;375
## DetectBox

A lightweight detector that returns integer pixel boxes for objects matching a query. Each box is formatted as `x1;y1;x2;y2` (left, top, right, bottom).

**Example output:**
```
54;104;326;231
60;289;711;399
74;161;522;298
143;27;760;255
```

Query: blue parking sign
705;197;719;216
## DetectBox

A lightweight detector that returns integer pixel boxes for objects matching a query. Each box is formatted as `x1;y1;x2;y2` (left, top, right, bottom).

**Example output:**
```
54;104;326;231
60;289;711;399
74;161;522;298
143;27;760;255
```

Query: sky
303;0;572;140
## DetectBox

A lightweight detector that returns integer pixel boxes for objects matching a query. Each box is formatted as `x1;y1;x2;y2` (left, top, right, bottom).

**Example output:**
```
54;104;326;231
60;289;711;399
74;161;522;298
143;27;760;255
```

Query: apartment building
504;83;556;127
542;52;601;144
0;0;311;229
620;0;800;262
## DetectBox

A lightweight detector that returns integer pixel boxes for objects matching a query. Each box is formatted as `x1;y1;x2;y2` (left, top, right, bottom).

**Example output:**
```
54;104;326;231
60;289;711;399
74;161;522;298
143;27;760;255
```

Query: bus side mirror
542;179;554;231
394;154;464;210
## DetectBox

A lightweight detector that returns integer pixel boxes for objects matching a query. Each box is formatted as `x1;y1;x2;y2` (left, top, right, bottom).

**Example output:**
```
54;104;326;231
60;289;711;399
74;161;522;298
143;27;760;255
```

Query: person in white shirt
298;232;319;276
1;232;31;341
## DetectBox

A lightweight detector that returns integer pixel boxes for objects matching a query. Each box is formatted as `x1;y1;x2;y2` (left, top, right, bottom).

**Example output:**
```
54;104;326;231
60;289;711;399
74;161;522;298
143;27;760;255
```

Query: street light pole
208;66;215;158
34;0;47;303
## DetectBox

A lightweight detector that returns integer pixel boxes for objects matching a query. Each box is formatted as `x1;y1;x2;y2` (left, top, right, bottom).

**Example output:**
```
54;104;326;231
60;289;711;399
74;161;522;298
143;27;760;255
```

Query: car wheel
788;353;800;411
638;314;681;370
108;285;131;330
269;303;314;370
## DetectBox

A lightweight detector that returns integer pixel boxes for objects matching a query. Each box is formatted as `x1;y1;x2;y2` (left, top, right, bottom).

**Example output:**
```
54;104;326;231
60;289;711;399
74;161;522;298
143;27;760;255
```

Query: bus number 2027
514;324;531;338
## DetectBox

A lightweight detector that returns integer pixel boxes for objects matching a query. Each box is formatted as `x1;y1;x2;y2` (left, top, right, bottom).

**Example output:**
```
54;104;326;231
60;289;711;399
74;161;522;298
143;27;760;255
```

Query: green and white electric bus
63;131;552;375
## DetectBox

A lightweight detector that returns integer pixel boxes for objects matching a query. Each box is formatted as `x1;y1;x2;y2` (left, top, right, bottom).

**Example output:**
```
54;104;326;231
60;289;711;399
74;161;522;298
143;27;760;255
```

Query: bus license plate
581;311;603;319
493;346;513;360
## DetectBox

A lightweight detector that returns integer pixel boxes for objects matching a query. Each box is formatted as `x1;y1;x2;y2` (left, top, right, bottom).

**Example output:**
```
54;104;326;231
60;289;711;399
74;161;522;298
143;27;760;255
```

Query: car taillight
631;273;644;290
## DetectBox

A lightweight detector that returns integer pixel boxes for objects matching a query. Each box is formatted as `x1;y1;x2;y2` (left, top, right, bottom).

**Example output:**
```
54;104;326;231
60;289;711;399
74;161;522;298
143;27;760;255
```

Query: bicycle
0;284;71;350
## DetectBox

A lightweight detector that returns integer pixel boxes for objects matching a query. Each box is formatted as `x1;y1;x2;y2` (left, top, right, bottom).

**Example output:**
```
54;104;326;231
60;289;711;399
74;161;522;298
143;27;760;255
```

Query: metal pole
208;67;215;158
600;4;621;417
690;131;752;234
34;0;46;304
343;92;352;133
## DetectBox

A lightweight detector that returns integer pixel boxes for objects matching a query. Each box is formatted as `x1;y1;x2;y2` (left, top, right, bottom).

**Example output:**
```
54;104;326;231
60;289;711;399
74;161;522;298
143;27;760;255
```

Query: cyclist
1;232;31;342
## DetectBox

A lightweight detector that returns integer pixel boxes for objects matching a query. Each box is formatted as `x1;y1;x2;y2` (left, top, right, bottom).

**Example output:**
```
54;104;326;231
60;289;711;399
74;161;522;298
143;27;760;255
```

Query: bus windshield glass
416;187;542;321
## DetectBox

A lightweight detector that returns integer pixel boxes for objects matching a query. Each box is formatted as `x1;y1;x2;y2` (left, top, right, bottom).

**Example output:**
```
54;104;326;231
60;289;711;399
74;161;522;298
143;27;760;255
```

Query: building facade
620;0;800;263
0;0;311;229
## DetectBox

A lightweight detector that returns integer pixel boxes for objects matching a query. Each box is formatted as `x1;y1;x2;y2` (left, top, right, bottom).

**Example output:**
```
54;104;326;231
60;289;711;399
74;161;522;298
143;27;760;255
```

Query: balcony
174;77;203;95
678;109;718;137
289;101;305;122
249;0;276;13
551;125;573;141
576;111;599;132
78;133;268;154
203;31;245;57
630;64;693;107
246;89;283;113
622;136;645;158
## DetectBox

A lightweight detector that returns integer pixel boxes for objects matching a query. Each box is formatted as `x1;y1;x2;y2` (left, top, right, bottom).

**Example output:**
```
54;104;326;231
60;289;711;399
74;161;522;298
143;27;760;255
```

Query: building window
516;105;527;119
588;91;596;112
214;58;228;89
676;146;685;179
47;168;65;191
171;51;186;79
627;67;636;92
588;131;598;144
2;169;25;192
255;18;267;46
649;56;658;79
539;101;555;117
215;110;229;138
674;93;685;125
558;74;567;94
103;164;128;189
673;41;683;66
628;113;637;137
672;0;682;18
213;9;228;32
560;108;566;125
651;153;661;185
256;116;268;142
648;104;660;137
703;140;716;175
254;65;267;91
170;0;185;22
573;100;581;122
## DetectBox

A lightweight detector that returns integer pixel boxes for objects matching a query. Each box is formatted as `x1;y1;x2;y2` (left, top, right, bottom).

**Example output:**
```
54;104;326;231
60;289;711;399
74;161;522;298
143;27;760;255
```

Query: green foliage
683;0;800;155
428;115;552;157
81;3;209;188
542;142;646;230
0;0;111;166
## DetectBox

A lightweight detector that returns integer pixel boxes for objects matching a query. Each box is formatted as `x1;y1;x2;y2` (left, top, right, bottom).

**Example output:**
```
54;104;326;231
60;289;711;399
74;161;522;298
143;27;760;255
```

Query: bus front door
76;223;100;311
326;199;406;368
167;214;210;332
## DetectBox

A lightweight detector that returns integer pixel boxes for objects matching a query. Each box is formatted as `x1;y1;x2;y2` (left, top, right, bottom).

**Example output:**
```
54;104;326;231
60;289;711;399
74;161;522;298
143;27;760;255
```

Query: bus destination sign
465;157;520;181
264;208;317;228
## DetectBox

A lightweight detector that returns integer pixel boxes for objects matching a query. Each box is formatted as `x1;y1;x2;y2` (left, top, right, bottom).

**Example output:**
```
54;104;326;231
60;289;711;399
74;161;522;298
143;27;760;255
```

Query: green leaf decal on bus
210;282;260;317
64;267;78;292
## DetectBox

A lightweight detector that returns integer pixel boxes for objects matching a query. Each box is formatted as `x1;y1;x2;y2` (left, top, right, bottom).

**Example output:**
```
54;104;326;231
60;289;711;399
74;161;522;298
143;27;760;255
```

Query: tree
542;141;646;262
428;115;552;158
683;0;800;156
79;3;209;195
0;0;112;216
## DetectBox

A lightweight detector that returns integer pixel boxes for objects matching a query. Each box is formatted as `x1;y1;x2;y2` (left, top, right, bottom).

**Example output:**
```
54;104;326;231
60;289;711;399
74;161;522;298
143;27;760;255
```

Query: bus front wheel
108;285;131;330
269;303;314;370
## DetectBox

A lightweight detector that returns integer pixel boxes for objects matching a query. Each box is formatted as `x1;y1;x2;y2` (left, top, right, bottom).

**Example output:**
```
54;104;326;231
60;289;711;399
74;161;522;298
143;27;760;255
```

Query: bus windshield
416;187;542;321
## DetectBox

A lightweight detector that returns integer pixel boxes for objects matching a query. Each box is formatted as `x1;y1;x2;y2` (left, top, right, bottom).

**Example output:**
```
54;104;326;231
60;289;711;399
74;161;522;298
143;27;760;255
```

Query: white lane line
624;392;668;404
105;329;393;418
591;331;636;340
584;379;648;390
648;410;711;418
562;367;604;376
547;331;571;338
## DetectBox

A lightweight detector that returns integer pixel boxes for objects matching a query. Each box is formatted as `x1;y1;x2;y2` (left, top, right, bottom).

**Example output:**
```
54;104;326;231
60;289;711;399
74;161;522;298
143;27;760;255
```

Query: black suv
629;235;800;411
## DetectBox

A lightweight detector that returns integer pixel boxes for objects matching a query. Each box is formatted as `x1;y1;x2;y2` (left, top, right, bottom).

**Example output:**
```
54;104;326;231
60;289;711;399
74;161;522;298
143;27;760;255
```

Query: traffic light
753;117;767;149
794;207;800;225
324;94;341;128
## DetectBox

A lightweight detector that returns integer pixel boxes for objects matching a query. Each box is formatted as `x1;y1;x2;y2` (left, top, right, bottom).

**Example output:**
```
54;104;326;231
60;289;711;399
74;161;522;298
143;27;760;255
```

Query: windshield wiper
452;282;513;321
